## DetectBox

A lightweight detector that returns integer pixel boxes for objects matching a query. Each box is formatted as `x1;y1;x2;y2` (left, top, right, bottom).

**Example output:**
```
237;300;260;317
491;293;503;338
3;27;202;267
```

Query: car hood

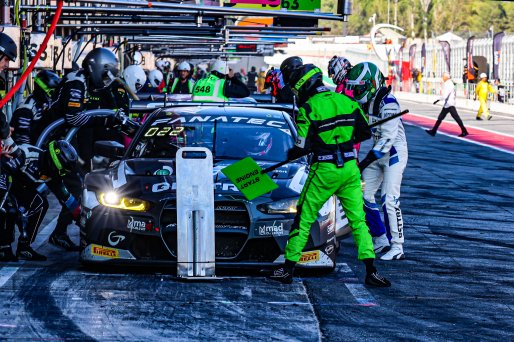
94;158;307;201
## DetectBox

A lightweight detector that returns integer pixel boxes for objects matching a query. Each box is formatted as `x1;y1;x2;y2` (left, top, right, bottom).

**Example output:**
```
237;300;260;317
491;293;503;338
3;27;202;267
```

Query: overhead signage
224;0;320;11
223;0;281;10
236;44;257;52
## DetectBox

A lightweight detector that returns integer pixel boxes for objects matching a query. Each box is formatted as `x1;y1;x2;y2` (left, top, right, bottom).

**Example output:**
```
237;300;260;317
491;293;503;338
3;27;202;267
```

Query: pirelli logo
68;101;81;108
92;244;119;258
299;250;320;263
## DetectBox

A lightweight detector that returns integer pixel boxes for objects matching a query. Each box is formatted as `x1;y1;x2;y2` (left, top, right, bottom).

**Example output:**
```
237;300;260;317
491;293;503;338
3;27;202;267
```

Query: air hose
0;0;64;109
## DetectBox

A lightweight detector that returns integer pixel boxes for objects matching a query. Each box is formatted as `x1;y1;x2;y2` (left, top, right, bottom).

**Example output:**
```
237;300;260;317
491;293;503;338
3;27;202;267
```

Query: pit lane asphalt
0;112;513;341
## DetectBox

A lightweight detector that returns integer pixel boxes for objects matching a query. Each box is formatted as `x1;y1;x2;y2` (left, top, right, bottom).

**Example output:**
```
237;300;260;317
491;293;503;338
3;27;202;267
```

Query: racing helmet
210;60;228;77
244;131;273;157
288;64;323;104
148;69;164;88
0;32;17;62
345;62;385;105
48;140;79;177
122;65;147;93
264;67;276;89
280;56;303;85
177;61;191;72
328;56;352;85
82;48;120;91
156;60;171;72
33;70;61;100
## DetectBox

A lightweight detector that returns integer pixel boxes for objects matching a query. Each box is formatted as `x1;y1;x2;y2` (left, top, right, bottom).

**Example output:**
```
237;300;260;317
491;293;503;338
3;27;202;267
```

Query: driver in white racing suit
346;62;408;261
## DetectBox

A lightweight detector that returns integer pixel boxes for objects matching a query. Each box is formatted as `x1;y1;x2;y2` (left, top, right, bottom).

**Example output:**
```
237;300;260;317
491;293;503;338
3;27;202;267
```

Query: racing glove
109;109;140;137
358;150;383;173
433;100;439;105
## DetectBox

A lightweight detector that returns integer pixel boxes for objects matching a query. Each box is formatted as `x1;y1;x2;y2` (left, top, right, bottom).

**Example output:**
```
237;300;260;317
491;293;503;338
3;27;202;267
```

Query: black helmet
48;140;78;176
280;56;303;85
34;70;61;99
288;64;323;104
0;32;17;62
82;48;119;91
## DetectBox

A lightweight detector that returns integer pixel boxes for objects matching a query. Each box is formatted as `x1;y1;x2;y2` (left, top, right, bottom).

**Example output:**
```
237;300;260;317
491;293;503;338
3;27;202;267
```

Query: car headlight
98;191;149;211
257;198;298;214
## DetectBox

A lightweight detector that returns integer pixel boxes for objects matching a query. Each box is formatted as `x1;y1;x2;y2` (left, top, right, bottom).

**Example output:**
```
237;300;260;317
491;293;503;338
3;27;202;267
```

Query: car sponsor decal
288;166;307;193
154;165;173;175
255;221;290;236
108;231;125;247
298;250;320;263
325;244;335;255
152;182;171;192
91;244;119;258
151;116;287;128
127;216;152;232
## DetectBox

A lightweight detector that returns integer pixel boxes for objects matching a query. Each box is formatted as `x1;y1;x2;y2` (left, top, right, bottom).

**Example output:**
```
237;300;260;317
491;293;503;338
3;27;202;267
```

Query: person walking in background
475;73;495;120
246;66;257;93
426;72;468;137
495;79;505;103
257;66;267;93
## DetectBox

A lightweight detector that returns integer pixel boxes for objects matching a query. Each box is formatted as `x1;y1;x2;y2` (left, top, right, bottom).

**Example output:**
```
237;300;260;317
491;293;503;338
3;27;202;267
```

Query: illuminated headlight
98;191;149;211
257;198;298;214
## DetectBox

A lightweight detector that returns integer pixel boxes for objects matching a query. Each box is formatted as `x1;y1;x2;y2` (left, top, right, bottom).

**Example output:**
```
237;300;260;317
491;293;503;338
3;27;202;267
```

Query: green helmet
345;62;385;104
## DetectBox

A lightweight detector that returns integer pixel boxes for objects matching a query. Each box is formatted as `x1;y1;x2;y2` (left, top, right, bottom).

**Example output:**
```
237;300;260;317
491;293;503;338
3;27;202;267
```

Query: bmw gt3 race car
79;105;350;271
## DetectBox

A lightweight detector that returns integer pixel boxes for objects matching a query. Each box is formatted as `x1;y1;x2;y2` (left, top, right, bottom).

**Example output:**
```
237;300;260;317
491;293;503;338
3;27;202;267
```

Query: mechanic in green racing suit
268;63;391;287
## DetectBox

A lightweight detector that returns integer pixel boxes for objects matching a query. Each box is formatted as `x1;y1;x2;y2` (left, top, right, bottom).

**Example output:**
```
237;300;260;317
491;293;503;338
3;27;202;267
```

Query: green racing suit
285;89;375;263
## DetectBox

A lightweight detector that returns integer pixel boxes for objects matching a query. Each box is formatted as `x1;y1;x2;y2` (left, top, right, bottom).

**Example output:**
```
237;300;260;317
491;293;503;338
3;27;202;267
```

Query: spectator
426;72;468;137
246;66;258;93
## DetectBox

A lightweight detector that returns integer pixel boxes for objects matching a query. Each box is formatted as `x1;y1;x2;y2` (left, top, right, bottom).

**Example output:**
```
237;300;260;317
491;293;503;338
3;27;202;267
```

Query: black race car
79;105;349;270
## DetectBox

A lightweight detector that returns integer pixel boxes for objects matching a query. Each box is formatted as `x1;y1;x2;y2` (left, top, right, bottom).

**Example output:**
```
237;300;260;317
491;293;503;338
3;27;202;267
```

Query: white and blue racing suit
362;92;408;245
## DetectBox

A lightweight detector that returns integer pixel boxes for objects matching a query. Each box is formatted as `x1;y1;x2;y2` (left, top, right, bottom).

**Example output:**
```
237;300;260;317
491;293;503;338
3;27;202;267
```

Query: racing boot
373;234;390;254
0;245;18;262
380;243;405;261
16;243;47;261
49;233;80;251
365;270;392;287
267;260;296;284
363;259;391;287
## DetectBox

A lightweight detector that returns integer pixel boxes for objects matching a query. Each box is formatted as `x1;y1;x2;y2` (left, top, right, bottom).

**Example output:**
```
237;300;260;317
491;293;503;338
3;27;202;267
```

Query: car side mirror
94;141;125;159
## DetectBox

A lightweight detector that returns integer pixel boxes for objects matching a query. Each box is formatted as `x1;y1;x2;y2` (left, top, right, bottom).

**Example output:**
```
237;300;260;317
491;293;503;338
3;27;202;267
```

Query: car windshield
129;113;294;162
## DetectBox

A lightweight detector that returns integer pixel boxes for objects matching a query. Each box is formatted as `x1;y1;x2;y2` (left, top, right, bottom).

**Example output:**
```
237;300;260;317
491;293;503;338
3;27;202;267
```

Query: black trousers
432;106;467;133
52;172;82;237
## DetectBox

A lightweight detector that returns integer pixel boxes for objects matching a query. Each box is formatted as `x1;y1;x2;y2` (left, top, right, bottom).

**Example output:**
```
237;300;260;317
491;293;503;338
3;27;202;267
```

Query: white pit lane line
337;262;378;306
0;217;58;288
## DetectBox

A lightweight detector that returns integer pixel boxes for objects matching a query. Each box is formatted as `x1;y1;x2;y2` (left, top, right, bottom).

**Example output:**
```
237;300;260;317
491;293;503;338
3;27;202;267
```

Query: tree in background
321;0;514;38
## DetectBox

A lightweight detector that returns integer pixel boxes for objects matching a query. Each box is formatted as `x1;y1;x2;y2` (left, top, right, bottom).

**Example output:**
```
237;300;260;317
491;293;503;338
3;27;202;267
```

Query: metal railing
391;78;514;105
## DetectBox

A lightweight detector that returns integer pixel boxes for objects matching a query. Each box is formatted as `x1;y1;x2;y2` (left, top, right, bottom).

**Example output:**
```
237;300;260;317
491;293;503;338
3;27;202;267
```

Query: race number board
221;157;278;201
29;32;55;69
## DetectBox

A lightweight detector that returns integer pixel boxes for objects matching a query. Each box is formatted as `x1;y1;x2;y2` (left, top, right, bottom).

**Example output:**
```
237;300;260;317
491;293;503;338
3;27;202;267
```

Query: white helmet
328;56;352;85
177;61;191;71
123;65;147;93
479;72;487;79
210;60;228;75
148;69;164;88
156;60;171;72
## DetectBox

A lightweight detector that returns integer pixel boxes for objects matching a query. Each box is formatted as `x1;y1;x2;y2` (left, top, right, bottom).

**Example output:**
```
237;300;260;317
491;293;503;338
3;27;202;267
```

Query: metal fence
394;34;514;105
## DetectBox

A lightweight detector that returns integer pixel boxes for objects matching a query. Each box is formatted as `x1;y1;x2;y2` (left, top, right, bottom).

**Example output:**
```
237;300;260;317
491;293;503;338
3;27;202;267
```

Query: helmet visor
346;80;368;100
